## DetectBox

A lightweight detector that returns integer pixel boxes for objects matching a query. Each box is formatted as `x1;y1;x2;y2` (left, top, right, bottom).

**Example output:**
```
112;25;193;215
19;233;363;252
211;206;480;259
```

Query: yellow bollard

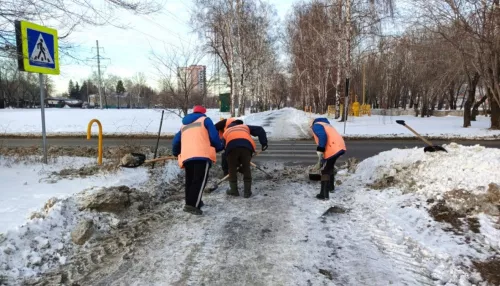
87;119;103;165
352;101;360;117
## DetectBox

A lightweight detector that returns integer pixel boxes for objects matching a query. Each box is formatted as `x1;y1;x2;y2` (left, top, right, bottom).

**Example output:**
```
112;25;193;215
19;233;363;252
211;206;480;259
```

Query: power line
139;15;194;46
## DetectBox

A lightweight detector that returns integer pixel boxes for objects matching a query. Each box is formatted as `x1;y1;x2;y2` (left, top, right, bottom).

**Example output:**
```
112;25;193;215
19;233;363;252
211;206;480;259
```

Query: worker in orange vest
172;105;224;215
215;117;236;176
223;119;268;198
311;118;346;200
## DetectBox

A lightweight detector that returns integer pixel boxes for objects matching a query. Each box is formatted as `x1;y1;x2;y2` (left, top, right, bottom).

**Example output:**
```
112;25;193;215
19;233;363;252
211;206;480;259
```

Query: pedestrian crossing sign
15;21;59;75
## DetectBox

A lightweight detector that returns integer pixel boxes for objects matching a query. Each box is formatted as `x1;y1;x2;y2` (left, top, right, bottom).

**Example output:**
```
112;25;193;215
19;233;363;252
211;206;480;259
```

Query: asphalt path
2;137;499;166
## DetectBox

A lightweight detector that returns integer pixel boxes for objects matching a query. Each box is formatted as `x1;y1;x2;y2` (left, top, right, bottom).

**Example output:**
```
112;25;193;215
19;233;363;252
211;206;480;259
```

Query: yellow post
87;119;103;165
353;101;360;116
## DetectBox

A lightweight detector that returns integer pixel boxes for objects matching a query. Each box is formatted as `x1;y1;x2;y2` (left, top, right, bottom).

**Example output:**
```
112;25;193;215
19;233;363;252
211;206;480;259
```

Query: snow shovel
120;153;176;168
205;162;271;193
309;156;323;181
395;120;447;152
205;151;267;193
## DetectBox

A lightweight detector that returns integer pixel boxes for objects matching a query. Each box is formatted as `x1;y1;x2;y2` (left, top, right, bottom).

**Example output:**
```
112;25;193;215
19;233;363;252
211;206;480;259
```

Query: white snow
1;107;499;139
0;108;230;137
0;157;181;282
1;142;499;284
0;156;149;234
339;143;500;284
354;143;500;197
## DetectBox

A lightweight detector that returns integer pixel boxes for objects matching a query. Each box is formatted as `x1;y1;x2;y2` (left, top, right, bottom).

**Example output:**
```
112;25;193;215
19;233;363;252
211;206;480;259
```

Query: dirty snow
1;144;500;285
1;108;500;139
0;156;148;234
0;157;181;283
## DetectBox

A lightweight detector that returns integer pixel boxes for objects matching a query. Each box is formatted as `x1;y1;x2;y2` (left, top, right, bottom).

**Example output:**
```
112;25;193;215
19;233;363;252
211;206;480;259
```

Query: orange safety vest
178;117;216;168
313;122;346;159
219;117;236;139
223;124;256;151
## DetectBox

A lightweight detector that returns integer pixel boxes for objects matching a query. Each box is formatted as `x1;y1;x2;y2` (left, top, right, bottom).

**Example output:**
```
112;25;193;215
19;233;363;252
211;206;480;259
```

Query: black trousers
184;160;211;209
321;156;338;176
227;147;252;183
221;151;229;176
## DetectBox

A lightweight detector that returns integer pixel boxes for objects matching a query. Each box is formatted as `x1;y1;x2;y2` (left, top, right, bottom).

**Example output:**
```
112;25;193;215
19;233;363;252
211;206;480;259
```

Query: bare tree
152;46;206;117
1;0;162;59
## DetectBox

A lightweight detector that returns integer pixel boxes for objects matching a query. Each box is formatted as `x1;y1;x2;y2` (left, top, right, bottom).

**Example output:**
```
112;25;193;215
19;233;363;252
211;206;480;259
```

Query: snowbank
0;157;181;282
343;143;500;284
354;143;500;197
0;156;148;234
2;108;499;139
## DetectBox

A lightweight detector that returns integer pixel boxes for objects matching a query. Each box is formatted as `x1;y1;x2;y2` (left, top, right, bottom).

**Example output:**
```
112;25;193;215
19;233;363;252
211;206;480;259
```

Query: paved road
2;137;499;165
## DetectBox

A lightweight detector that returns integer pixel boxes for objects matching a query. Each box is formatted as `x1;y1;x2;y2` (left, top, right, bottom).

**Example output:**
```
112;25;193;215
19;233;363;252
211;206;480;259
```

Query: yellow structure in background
352;101;360;117
87;119;103;165
360;104;371;116
327;105;336;117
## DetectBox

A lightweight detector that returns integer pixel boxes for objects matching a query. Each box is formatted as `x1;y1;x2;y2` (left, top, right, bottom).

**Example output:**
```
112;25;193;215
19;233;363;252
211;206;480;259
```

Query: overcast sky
52;0;296;94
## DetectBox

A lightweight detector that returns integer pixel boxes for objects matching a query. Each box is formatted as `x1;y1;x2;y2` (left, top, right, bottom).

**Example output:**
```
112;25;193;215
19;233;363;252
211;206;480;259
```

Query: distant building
177;65;206;94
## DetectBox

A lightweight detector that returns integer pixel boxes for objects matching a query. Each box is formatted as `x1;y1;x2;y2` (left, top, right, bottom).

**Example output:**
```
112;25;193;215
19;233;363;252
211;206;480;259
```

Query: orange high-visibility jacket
218;117;236;139
178;117;216;168
313;122;346;159
223;124;257;151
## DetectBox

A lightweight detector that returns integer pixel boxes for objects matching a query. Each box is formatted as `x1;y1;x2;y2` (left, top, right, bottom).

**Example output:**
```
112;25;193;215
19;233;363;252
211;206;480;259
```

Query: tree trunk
471;95;488;121
490;93;500;130
463;73;480;128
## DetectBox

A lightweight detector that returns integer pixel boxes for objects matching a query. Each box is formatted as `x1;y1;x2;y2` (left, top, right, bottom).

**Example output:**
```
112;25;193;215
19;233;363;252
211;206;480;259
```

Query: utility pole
96;40;104;109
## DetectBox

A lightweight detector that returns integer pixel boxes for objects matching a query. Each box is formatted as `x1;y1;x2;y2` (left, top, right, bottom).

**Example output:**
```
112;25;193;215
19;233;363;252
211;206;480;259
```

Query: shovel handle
402;125;434;146
144;156;177;164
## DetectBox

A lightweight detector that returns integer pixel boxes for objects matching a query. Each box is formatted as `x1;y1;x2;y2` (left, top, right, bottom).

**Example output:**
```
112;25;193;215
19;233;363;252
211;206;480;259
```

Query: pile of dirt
427;184;500;235
473;258;500;285
0;146;172;164
428;199;484;234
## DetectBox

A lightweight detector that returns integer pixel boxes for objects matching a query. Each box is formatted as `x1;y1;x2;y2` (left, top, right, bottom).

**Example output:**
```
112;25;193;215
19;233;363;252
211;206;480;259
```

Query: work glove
312;151;325;171
316;151;324;160
262;145;268;151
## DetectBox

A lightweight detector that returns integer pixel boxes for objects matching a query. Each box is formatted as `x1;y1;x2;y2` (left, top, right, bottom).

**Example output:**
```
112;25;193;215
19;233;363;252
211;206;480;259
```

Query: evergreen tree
80;81;88;102
116;80;126;94
68;80;74;97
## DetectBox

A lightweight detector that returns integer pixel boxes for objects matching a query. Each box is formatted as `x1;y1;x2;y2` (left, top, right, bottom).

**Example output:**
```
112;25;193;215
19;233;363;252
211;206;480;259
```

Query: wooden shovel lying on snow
120;153;176;168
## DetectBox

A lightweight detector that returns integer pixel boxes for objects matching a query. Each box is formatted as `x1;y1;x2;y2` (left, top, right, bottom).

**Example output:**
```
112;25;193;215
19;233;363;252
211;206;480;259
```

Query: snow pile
0;157;182;283
243;108;313;139
0;193;111;280
355;143;500;197
343;144;500;284
0;156;149;234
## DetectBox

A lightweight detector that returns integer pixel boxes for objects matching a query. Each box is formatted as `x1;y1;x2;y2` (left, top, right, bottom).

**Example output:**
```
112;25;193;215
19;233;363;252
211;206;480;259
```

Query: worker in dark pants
311;118;346;200
172;105;224;215
215;117;236;176
223;120;267;198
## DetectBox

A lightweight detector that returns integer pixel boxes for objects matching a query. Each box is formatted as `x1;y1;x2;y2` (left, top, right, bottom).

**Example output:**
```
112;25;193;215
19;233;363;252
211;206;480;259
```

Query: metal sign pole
39;73;47;163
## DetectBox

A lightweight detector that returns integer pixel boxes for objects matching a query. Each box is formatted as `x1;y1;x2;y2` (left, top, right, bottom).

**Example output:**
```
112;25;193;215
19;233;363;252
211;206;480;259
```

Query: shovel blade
309;173;322;181
120;153;146;168
424;146;447;153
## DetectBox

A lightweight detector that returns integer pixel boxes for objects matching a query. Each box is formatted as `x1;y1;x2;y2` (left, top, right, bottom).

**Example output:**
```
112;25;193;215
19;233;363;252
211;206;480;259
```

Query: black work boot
316;175;330;200
243;181;252;198
183;205;203;215
226;181;239;196
329;173;335;193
